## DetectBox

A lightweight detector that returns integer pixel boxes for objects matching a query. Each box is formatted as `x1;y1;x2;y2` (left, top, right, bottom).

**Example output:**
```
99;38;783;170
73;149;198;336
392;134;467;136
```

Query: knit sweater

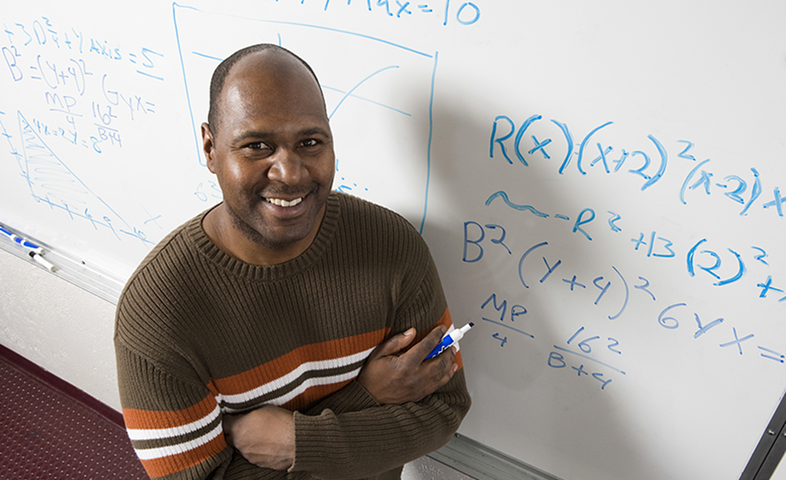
114;192;471;480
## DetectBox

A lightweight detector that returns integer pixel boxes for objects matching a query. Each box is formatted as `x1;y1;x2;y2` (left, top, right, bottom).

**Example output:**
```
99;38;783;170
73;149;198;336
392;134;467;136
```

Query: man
114;44;470;480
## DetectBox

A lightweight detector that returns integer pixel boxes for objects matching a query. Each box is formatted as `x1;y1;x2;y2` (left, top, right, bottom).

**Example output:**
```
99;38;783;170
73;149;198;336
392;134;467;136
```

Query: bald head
206;44;325;135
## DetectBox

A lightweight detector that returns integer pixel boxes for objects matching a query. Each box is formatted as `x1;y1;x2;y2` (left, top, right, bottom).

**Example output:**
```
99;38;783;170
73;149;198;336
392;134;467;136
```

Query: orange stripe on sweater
125;310;459;433
212;309;461;405
279;379;355;411
140;432;226;479
212;328;389;396
123;393;217;430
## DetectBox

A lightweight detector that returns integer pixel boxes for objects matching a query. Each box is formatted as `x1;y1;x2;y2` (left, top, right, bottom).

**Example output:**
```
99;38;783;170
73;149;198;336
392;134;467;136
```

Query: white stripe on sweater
126;404;221;441
133;423;223;461
220;366;364;414
126;346;374;454
217;346;374;407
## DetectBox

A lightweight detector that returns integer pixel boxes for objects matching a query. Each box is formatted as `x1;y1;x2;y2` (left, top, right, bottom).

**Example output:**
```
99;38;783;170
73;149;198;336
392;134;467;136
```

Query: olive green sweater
115;192;470;479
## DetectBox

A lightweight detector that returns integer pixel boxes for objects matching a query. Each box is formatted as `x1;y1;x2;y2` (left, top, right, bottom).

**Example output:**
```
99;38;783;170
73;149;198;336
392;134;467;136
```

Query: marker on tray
30;251;57;272
1;224;57;272
0;224;42;252
425;322;474;360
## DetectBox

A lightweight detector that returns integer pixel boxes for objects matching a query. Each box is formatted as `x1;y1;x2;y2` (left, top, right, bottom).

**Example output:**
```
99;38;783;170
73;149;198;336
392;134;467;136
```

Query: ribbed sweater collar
184;192;341;282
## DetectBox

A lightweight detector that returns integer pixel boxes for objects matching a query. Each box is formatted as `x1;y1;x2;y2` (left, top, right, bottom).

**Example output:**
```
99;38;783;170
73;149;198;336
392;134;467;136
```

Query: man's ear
201;122;217;173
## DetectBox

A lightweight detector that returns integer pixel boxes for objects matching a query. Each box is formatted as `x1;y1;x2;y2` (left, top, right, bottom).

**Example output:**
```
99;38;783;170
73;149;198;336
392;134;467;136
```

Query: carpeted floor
0;346;147;479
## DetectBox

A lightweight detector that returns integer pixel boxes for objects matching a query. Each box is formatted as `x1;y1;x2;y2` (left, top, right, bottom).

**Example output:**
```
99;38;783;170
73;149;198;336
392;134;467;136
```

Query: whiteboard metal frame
0;225;124;305
741;391;786;480
430;434;563;480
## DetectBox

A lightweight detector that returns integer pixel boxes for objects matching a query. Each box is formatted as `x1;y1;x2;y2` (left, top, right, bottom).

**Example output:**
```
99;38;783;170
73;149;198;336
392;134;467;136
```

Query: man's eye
301;139;319;148
244;142;275;155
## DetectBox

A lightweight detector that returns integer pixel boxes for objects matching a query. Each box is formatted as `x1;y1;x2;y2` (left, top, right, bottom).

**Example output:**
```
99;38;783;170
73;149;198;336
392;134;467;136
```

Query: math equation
279;0;482;26
2;15;163;154
455;111;785;391
0;12;166;249
489;114;785;219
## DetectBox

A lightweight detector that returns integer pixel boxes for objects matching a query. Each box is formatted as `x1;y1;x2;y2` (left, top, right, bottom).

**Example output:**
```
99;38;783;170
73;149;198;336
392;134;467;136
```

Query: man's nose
267;149;304;186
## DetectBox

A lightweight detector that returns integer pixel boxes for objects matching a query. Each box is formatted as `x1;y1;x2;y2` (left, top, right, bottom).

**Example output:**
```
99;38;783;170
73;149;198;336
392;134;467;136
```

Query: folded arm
224;325;470;478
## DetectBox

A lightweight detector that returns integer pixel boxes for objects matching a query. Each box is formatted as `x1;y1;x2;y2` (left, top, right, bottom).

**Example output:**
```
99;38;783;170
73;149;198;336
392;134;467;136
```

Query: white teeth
266;197;303;207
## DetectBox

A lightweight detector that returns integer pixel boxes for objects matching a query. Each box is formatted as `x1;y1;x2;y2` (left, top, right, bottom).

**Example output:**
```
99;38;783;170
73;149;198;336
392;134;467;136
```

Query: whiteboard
1;1;785;479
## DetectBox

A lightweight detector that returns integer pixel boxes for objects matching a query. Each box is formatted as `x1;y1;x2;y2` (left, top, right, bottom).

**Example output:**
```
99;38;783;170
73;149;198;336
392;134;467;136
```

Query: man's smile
265;196;304;207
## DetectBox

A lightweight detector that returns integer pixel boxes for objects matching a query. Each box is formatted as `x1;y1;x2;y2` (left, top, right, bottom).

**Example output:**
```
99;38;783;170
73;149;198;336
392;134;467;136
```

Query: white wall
0;249;121;409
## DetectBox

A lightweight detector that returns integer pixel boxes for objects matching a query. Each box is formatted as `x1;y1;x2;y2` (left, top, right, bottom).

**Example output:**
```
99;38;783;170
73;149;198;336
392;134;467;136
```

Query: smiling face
201;49;335;265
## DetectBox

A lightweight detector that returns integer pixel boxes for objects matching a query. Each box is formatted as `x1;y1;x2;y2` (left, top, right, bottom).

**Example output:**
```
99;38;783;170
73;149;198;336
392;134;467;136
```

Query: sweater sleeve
114;341;236;480
288;248;472;478
115;300;286;480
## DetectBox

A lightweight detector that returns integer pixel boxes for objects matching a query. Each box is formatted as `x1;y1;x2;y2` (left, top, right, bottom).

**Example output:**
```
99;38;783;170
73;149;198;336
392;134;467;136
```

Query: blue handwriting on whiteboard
464;224;784;366
194;180;222;203
479;292;534;341
3;17;164;79
656;302;781;360
289;0;481;26
489;114;784;220
680;160;784;217
490;115;667;191
514;241;652;321
466;219;783;304
466;235;785;374
462;221;513;262
485;191;548;217
1;112;154;246
2;15;161;154
548;326;625;390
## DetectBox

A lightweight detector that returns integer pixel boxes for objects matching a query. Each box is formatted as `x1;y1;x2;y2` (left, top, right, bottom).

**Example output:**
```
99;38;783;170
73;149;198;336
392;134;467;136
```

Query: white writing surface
1;2;784;478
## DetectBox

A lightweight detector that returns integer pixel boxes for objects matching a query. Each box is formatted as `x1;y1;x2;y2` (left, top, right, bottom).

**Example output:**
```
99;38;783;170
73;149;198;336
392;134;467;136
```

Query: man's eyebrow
231;127;331;144
299;127;332;138
230;130;270;144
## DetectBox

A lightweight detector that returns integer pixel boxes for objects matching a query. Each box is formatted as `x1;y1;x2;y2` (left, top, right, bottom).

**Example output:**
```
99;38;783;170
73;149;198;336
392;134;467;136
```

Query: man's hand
223;405;295;471
357;326;459;405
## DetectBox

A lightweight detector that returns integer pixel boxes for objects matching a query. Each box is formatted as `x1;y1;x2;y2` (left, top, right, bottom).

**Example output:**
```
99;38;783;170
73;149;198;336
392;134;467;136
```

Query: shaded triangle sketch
17;111;149;245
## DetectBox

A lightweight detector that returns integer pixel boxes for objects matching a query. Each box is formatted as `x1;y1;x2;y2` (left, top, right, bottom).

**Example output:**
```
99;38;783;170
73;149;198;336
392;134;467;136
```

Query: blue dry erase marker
0;224;42;251
425;322;474;360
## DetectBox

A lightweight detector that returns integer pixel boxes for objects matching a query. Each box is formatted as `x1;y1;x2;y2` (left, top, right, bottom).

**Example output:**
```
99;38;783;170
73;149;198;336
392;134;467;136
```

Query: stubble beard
225;200;292;251
224;191;324;252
